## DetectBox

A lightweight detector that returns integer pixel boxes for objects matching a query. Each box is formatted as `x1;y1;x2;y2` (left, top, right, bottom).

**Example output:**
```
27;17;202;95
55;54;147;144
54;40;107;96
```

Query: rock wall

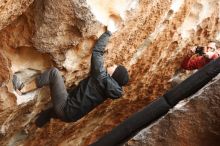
0;0;219;145
0;0;34;30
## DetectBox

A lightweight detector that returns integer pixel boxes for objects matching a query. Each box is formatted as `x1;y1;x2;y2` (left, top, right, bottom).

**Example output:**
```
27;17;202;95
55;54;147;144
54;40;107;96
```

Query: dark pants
36;67;68;120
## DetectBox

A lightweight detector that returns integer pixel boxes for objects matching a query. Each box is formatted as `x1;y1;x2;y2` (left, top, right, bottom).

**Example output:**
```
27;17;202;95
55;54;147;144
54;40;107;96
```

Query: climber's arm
90;18;119;78
91;31;112;78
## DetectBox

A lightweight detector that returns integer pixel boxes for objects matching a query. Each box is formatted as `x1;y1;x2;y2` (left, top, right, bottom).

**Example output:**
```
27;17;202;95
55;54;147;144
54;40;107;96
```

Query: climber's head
207;42;216;52
107;65;129;86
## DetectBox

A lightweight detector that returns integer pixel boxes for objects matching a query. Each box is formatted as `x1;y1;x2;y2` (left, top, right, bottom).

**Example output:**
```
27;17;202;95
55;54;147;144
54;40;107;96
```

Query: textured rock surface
0;0;219;145
126;74;220;146
0;0;34;30
0;49;16;111
0;50;10;86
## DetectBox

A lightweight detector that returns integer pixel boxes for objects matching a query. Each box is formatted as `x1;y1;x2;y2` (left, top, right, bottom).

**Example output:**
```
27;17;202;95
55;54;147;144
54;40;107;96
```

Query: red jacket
181;55;210;70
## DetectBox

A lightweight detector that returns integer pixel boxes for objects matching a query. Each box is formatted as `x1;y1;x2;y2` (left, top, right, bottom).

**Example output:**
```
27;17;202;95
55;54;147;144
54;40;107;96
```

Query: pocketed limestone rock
0;0;34;30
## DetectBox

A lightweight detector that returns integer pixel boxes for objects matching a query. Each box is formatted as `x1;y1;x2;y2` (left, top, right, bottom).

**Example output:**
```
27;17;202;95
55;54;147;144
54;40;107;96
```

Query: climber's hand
107;14;123;33
107;18;118;33
190;46;197;53
205;51;215;59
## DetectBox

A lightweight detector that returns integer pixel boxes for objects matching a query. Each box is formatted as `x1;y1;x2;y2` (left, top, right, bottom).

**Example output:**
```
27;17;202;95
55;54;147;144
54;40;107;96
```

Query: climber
181;42;219;70
12;18;129;127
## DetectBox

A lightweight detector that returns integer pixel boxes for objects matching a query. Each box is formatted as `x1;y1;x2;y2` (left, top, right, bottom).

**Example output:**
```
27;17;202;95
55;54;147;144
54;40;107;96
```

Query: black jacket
64;31;123;121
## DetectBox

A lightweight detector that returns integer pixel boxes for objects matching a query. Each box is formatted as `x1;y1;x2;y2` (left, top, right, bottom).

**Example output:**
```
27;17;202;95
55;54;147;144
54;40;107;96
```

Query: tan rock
0;50;10;86
0;50;16;111
0;86;16;112
0;0;34;30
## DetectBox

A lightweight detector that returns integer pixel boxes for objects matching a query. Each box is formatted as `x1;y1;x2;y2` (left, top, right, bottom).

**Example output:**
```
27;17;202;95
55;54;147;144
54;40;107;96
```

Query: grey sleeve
91;31;112;78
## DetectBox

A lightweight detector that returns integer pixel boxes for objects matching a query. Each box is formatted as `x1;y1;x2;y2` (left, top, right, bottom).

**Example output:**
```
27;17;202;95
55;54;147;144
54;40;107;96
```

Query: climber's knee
50;67;60;80
50;67;59;74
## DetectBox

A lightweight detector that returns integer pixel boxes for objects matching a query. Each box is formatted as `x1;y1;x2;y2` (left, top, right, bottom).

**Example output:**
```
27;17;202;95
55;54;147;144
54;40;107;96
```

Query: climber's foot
12;75;24;90
35;109;53;128
12;74;24;95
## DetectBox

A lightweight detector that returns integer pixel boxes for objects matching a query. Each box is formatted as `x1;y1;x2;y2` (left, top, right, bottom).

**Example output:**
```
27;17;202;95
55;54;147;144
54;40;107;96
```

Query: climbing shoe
35;109;53;128
12;74;24;91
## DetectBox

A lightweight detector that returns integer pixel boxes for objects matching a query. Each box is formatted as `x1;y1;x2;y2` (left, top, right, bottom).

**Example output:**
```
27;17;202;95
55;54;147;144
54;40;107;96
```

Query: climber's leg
34;67;68;119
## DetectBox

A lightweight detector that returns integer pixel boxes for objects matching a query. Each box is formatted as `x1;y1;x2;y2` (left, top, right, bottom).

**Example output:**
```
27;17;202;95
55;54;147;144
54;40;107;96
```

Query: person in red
169;42;219;87
181;46;209;70
181;42;219;70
